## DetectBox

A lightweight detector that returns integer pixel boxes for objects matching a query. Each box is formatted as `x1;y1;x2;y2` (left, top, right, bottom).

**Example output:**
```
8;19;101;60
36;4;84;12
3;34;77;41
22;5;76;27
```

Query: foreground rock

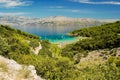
0;56;43;80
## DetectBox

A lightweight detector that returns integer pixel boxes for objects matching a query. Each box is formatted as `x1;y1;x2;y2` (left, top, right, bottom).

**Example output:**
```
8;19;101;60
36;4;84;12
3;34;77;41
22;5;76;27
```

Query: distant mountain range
0;16;119;27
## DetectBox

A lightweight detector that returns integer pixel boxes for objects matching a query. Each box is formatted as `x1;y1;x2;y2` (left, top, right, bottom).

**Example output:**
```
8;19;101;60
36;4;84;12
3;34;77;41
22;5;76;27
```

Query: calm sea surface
12;26;81;43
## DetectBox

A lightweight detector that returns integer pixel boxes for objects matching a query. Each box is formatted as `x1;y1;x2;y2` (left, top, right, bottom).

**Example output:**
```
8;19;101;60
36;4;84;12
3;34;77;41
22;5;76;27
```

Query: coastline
50;37;80;47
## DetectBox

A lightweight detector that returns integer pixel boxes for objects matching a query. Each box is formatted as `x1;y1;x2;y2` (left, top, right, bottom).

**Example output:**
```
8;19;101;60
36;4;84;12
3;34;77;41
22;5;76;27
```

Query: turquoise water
12;26;80;43
46;34;78;43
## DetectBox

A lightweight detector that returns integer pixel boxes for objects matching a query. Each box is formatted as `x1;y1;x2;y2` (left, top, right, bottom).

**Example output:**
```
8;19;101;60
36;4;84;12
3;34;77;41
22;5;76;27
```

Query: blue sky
0;0;120;19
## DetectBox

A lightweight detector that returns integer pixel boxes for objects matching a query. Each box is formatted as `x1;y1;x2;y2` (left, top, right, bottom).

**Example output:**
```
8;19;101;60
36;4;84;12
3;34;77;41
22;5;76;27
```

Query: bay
12;25;80;43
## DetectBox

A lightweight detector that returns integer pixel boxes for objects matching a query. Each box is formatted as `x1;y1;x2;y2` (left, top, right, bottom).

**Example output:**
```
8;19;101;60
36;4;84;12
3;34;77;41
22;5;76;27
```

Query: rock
103;56;108;60
31;42;42;55
0;56;44;80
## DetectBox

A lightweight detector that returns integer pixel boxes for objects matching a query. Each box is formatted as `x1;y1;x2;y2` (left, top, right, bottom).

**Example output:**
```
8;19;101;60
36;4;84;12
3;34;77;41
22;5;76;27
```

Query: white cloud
70;10;81;12
0;0;32;8
69;0;120;5
0;12;27;16
49;8;94;14
60;9;81;13
66;9;94;13
49;6;64;9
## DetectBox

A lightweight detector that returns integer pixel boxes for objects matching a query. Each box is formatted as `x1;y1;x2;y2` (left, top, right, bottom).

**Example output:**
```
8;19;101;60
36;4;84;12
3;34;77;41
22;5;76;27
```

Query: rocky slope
78;47;120;69
0;56;43;80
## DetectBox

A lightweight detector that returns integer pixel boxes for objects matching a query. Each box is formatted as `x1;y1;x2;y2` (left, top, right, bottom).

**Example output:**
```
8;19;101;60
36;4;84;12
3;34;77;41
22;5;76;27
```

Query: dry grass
17;66;31;79
0;61;8;72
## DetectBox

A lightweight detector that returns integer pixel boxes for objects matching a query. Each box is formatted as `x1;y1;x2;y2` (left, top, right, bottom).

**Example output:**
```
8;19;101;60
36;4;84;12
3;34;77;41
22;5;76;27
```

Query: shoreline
50;37;80;47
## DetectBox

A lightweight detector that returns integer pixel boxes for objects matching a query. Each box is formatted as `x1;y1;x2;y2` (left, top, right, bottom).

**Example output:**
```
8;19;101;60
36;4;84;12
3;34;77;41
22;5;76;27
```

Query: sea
12;25;81;44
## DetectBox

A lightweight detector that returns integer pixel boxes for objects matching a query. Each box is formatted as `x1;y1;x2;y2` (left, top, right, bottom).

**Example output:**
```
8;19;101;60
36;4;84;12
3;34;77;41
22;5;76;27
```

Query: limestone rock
0;56;43;80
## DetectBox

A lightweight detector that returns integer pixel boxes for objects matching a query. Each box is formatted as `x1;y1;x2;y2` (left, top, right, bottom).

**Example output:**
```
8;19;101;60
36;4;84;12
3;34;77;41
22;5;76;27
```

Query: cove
12;26;80;44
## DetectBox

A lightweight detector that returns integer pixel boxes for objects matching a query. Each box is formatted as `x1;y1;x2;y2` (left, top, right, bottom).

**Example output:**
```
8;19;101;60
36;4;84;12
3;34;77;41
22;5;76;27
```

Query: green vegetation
61;21;120;79
0;24;40;55
0;24;80;80
62;21;120;60
69;21;120;37
77;62;120;80
0;21;120;80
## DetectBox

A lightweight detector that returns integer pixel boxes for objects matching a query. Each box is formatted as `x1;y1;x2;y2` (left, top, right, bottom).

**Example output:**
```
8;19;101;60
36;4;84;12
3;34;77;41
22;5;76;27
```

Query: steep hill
0;24;80;80
0;24;40;55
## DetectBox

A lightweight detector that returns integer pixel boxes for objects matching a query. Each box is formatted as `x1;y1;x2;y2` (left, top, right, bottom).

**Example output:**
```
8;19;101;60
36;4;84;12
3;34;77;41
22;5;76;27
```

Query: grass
18;66;31;79
0;61;8;72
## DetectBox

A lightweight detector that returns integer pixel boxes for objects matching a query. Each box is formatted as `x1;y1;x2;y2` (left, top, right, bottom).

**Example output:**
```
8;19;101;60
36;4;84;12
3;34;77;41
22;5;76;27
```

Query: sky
0;0;120;19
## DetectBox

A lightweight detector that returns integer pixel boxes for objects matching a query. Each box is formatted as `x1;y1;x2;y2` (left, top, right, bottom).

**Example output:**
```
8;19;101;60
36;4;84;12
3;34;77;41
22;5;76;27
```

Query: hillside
0;21;120;80
61;21;120;79
0;24;40;55
0;24;80;80
62;21;120;59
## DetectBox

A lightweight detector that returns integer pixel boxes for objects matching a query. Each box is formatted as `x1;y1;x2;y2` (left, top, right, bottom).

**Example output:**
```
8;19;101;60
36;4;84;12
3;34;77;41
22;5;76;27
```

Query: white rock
0;56;44;80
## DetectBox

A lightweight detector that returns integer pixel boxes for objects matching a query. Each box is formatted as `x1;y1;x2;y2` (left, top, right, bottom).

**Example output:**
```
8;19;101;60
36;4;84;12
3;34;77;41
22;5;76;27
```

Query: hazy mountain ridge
0;16;119;27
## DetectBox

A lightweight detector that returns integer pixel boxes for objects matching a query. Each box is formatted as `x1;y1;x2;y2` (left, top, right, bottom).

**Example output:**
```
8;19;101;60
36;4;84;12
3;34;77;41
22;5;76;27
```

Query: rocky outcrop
78;47;120;69
0;56;43;80
32;42;42;55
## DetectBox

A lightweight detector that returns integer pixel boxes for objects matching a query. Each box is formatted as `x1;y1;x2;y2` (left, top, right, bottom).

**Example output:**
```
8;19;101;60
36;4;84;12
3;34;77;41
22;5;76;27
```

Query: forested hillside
0;24;40;55
61;21;120;79
63;21;120;59
0;21;120;80
0;24;80;80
